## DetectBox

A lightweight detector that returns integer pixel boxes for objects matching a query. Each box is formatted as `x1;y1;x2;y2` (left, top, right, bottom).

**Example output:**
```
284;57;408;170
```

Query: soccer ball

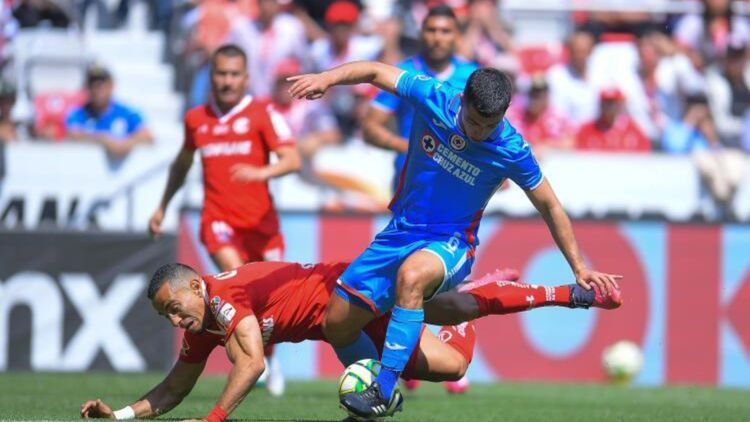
602;340;644;384
338;359;402;417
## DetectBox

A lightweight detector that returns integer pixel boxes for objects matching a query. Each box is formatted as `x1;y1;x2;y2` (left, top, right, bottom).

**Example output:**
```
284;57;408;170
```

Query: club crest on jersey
421;134;437;155
450;134;467;151
213;124;230;136
209;296;222;313
232;117;250;134
217;303;236;327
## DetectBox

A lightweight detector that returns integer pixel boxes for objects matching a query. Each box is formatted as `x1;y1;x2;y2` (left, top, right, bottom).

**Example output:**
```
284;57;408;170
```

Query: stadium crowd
0;0;748;218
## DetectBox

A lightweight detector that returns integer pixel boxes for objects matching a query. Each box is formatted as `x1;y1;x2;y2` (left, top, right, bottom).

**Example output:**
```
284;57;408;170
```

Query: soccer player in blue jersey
363;6;477;191
289;61;622;419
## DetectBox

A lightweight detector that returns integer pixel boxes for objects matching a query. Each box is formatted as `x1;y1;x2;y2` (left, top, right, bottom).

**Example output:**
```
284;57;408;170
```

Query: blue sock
333;331;378;367
376;306;424;399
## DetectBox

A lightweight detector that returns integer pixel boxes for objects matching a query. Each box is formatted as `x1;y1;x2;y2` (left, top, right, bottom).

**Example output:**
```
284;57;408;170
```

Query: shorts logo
217;303;236;327
415;74;432;81
421;135;437;155
211;221;234;243
232;117;250;134
439;331;453;343
209;296;223;313
450;134;467;151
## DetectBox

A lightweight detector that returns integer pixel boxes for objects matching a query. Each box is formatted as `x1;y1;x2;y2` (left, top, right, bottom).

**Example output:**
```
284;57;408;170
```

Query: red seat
33;91;86;141
515;43;564;75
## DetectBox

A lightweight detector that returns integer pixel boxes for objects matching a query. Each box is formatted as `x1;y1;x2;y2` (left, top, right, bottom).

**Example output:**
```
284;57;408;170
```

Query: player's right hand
80;399;114;419
149;208;164;238
287;72;331;100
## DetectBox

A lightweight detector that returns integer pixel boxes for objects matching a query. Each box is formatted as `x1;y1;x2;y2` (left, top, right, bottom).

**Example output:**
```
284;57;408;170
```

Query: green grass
0;373;747;421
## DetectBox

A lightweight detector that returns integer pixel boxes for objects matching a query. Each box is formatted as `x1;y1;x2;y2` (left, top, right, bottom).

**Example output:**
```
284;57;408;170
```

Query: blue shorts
337;219;475;315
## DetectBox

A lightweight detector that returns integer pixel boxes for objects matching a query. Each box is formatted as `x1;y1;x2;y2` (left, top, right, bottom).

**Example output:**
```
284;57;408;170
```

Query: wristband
204;405;228;422
113;406;135;420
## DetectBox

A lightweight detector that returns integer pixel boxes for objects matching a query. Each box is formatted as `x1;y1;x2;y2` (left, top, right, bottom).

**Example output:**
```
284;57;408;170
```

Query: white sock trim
113;406;135;420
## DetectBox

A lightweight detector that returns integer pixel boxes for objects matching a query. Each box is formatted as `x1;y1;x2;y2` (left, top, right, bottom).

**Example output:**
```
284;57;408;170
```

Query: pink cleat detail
444;375;469;394
591;283;623;309
403;379;421;391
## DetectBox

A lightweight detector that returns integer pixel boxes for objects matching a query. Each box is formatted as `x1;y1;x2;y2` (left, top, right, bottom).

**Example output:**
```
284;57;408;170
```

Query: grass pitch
0;373;747;421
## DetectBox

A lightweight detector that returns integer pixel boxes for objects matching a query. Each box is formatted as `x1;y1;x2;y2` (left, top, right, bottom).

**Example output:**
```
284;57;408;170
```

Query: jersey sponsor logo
385;341;408;351
261;316;274;345
420;134;437;155
217;302;236;327
431;143;482;186
432;118;448;130
201;141;252;158
232;117;250;134
198;124;209;134
449;134;467;151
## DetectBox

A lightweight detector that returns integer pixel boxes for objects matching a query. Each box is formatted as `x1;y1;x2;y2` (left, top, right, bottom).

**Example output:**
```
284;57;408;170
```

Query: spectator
547;29;600;126
310;1;382;138
673;0;750;70
0;80;17;143
706;41;750;146
13;0;71;28
459;0;514;68
576;88;651;152
65;64;153;169
364;5;475;190
506;76;575;156
227;0;308;98
661;93;714;154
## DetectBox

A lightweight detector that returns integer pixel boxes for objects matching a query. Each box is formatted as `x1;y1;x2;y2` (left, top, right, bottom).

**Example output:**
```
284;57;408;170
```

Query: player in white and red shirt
79;261;621;421
149;44;301;395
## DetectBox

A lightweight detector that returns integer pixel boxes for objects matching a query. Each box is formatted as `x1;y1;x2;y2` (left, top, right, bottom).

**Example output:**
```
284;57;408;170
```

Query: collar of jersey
210;95;253;124
413;54;458;82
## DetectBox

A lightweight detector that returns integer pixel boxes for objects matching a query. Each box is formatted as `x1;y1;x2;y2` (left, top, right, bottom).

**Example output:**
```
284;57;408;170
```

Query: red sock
438;321;477;364
467;281;571;317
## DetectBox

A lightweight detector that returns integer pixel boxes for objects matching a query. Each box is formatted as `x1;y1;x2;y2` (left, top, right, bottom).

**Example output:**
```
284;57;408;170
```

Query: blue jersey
65;100;145;140
389;70;544;247
371;55;477;185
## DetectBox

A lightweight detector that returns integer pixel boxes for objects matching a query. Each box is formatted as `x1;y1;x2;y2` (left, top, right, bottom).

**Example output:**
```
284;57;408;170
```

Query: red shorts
200;219;285;262
363;314;423;380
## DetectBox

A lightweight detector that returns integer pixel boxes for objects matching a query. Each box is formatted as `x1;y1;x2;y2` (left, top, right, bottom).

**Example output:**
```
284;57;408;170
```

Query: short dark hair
463;68;513;117
147;263;198;300
423;5;458;27
212;44;247;67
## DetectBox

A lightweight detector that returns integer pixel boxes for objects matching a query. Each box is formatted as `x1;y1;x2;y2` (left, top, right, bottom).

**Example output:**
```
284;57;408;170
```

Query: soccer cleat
444;374;469;394
340;382;402;420
570;283;622;310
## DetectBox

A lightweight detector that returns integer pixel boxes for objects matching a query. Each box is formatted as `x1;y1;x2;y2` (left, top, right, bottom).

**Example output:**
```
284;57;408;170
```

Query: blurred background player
79;260;620;420
364;5;477;191
148;44;301;396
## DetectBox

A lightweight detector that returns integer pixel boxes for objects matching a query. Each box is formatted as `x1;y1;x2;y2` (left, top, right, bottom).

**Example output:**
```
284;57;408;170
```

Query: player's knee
398;268;430;293
322;314;360;347
447;355;468;381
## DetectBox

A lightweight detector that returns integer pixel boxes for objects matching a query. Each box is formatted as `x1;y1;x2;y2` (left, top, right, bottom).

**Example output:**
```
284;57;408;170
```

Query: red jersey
575;115;651;153
508;106;575;149
183;95;295;231
179;261;347;363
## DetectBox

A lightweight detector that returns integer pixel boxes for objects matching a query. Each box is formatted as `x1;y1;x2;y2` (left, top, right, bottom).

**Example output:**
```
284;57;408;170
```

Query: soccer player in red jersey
149;44;301;396
79;261;620;421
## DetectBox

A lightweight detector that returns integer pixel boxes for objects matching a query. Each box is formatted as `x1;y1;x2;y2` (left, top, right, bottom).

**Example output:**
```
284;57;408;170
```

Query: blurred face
459;101;503;142
420;16;459;64
600;99;621;123
211;54;248;108
330;23;355;48
258;0;280;22
725;54;746;80
527;90;548;115
152;279;207;335
568;33;594;72
638;37;660;71
273;77;293;106
0;96;15;118
87;79;113;111
705;0;730;16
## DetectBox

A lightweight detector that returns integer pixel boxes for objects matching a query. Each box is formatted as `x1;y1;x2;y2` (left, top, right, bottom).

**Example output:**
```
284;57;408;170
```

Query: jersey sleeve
504;122;544;190
64;108;85;132
125;107;145;135
263;104;296;150
371;89;400;114
178;331;222;363
395;70;448;117
213;294;254;342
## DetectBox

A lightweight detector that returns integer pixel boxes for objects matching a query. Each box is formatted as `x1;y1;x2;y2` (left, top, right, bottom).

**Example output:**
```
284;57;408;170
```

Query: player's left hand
80;399;113;419
575;268;622;296
231;164;269;182
287;72;332;100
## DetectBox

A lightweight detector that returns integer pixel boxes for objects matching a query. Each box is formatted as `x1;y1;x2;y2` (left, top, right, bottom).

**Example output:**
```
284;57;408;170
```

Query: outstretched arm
205;315;266;420
80;360;205;419
288;61;404;100
149;148;194;237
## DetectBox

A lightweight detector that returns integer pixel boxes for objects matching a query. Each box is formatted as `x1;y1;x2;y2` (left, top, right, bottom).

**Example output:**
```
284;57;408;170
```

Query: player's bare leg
210;246;244;272
323;291;379;366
